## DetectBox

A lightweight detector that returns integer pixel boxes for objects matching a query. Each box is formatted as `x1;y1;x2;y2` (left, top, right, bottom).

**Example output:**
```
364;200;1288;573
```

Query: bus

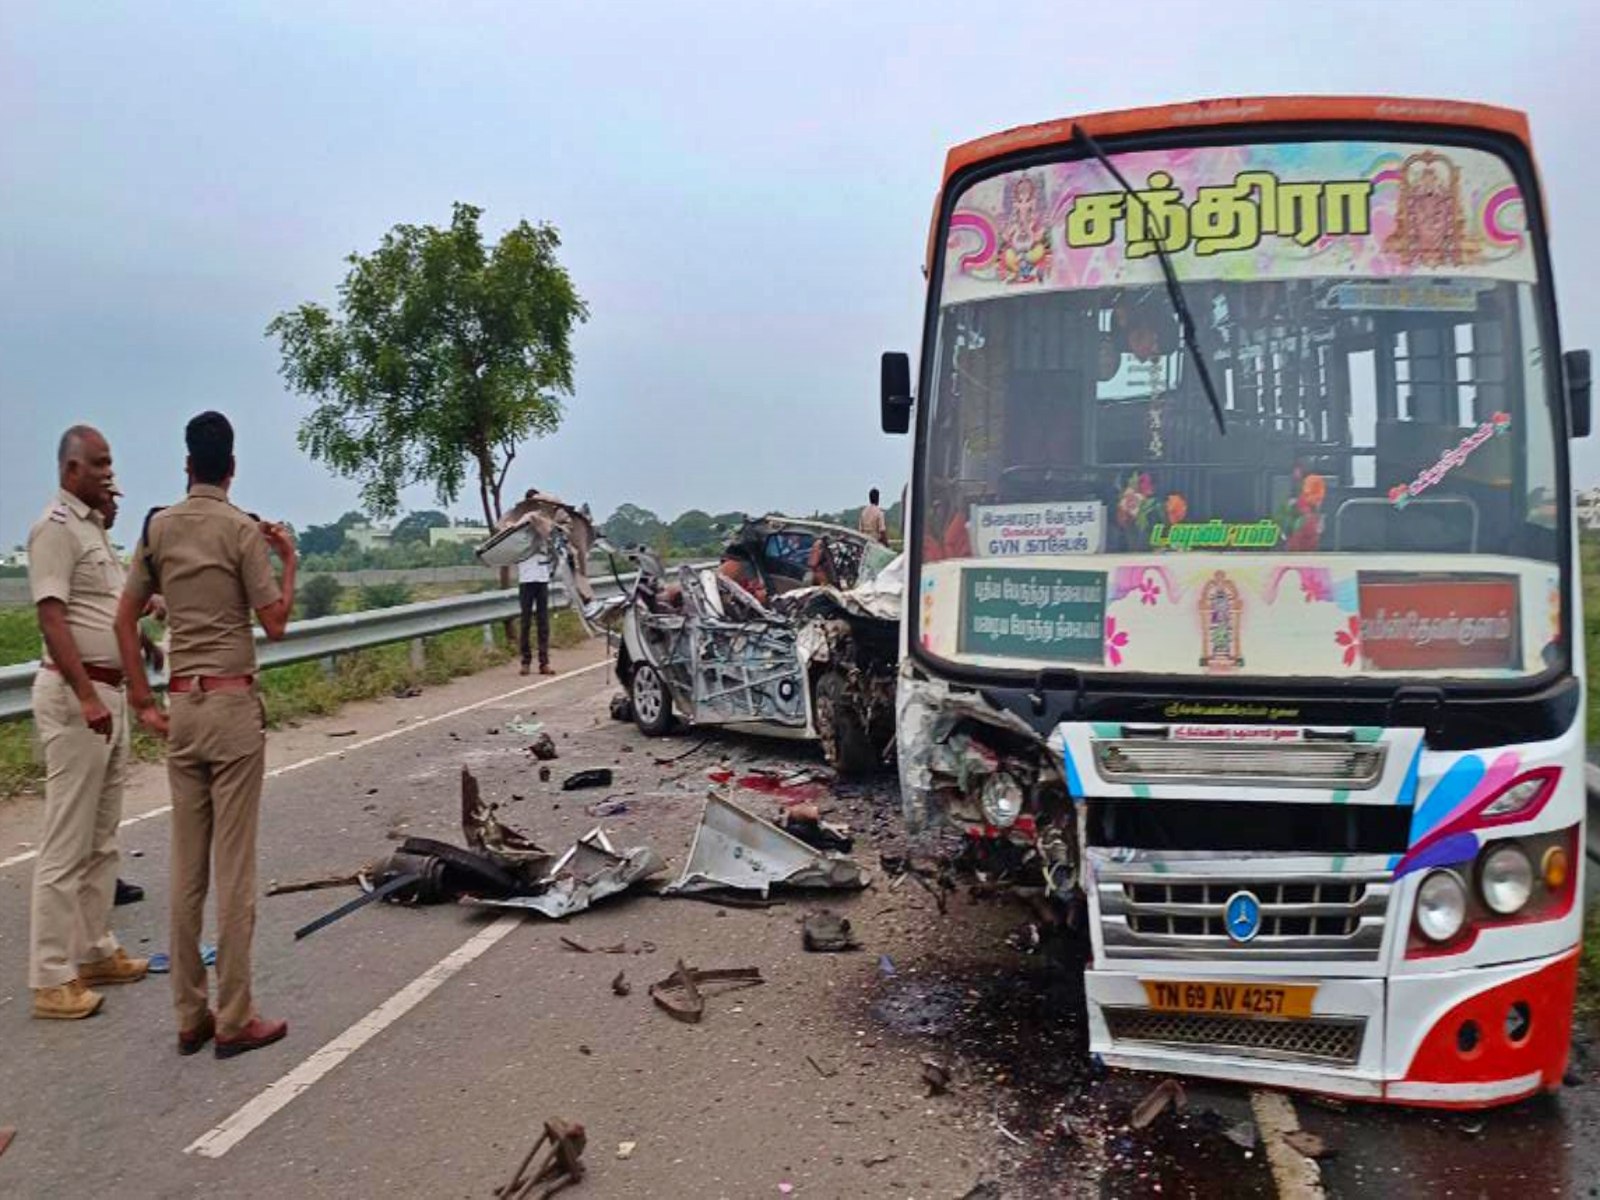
881;96;1590;1108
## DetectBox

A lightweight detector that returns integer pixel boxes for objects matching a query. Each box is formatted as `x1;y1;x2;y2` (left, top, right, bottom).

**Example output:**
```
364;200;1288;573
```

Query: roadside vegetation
0;602;584;798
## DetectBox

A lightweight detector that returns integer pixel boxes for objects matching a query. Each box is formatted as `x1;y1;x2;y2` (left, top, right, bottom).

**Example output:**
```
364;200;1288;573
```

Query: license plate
1140;979;1315;1019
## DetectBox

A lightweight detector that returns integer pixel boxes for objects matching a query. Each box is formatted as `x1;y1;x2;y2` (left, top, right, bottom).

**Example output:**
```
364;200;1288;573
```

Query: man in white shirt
517;550;553;676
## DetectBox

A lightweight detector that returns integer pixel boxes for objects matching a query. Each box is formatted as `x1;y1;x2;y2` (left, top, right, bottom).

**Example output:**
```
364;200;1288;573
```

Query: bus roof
941;95;1532;185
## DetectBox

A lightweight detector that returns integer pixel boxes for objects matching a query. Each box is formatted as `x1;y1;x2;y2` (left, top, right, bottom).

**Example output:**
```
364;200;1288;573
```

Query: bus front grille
1104;1007;1365;1067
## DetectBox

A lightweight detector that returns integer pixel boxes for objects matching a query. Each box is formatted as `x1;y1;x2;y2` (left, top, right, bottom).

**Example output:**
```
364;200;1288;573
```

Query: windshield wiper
1071;124;1227;436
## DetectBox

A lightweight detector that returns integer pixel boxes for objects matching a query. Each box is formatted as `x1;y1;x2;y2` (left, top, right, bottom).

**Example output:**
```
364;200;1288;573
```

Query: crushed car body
616;516;901;774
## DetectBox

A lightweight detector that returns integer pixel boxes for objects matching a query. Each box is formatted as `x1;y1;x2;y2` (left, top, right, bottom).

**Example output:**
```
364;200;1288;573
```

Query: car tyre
814;669;877;775
630;661;675;737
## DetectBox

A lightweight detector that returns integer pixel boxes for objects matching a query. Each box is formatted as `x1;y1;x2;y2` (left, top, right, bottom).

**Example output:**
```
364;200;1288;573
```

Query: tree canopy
267;202;588;528
392;509;450;544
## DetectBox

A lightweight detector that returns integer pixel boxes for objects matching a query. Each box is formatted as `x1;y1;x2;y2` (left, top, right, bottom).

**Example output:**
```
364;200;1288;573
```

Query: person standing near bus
117;411;297;1059
26;426;150;1021
858;488;890;546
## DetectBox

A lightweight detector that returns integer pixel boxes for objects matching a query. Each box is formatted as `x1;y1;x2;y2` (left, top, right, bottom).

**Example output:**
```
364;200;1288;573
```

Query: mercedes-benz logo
1223;890;1263;944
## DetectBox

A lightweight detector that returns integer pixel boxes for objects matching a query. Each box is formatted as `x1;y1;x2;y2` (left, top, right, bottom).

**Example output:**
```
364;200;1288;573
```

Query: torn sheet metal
663;792;869;896
476;491;600;610
467;827;666;919
461;766;551;882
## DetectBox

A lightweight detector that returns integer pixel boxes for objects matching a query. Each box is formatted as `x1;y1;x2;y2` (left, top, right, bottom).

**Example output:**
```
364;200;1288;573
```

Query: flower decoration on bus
1278;469;1327;552
1335;615;1362;667
1116;472;1156;530
1105;616;1130;667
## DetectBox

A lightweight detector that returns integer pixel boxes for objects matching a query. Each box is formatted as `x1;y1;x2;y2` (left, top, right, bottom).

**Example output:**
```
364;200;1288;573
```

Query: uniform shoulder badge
47;505;69;524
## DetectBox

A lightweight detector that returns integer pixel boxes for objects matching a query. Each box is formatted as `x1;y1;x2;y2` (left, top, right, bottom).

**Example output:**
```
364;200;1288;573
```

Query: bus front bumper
1085;948;1579;1108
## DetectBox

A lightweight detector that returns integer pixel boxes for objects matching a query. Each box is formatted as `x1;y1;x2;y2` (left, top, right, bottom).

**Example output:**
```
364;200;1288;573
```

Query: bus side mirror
1566;349;1591;438
881;351;913;434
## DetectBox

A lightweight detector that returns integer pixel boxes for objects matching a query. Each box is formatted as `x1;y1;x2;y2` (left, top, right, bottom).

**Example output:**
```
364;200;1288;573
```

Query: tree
393;509;450;545
267;203;589;531
298;574;343;619
670;509;720;554
601;503;666;550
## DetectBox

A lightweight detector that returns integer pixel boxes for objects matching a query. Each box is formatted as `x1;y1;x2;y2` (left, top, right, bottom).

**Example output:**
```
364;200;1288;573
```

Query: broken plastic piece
648;960;764;1024
1129;1078;1187;1131
663;792;868;896
561;768;613;791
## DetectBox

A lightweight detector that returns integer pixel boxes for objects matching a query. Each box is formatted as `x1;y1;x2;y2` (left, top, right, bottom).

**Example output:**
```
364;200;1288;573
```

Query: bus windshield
915;136;1564;682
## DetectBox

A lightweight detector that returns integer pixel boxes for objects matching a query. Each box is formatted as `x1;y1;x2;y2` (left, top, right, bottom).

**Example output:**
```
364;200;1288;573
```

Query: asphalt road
0;641;1595;1199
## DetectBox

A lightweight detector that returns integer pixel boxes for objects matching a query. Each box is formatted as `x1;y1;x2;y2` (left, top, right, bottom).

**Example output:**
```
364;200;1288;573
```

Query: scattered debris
801;910;859;952
0;1127;15;1161
861;1153;895;1168
494;1117;587;1200
608;694;633;723
877;954;897;978
507;717;546;737
1129;1079;1187;1131
539;766;552;782
296;871;420;940
1223;1120;1259;1151
921;1058;952;1097
611;971;631;997
780;807;855;853
958;1182;1000;1200
663;793;868;896
805;1054;837;1079
462;768;551;880
392;685;422;699
467;828;664;920
266;870;361;897
561;769;613;792
529;734;559;761
584;798;629;818
616;1141;636;1161
993;1103;1027;1147
1283;1129;1332;1159
648;960;764;1024
327;729;358;738
149;945;217;973
650;737;709;766
560;936;641;955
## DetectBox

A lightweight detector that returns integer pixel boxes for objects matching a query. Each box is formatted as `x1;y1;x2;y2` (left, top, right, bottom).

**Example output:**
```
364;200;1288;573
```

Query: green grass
0;609;588;797
1581;899;1600;1038
0;607;39;667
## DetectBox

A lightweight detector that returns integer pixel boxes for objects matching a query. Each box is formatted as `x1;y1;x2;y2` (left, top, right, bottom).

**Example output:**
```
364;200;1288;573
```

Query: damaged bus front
884;97;1590;1107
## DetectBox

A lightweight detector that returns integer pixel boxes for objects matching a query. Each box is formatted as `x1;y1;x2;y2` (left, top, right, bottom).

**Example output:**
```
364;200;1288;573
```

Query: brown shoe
539;664;556;676
78;948;149;987
519;663;531;676
178;1011;217;1056
33;979;104;1020
216;1016;288;1059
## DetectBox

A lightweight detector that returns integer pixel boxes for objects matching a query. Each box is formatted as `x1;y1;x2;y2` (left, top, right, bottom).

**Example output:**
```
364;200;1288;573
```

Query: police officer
27;425;149;1021
118;411;297;1058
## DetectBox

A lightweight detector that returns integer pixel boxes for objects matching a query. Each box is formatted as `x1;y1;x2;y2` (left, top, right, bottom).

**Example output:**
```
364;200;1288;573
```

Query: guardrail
0;572;642;723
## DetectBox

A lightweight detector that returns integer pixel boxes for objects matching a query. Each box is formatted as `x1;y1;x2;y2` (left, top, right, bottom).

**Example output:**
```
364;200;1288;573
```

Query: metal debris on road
615;1141;636;1161
494;1117;587;1200
779;805;854;853
467;828;665;919
295;872;421;940
650;737;710;766
1223;1120;1259;1150
1129;1078;1187;1130
801;910;859;952
805;1054;837;1079
611;971;631;997
0;1127;15;1161
1283;1130;1332;1159
462;768;551;880
561;768;613;791
921;1058;952;1096
583;798;629;818
528;734;559;761
647;960;764;1024
877;954;897;978
663;793;868;896
608;694;633;723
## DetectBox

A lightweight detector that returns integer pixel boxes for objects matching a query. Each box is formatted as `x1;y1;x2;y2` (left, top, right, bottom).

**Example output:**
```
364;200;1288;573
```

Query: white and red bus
882;96;1590;1108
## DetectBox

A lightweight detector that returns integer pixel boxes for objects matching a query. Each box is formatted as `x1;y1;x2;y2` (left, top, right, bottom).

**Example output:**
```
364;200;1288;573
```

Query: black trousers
518;582;550;667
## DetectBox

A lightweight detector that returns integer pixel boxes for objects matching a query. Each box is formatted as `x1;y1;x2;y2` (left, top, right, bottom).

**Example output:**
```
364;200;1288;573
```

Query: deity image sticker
1199;571;1245;672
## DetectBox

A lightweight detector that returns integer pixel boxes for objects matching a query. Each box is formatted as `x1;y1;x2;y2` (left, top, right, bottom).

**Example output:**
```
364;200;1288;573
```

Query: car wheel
814;670;877;775
630;661;674;736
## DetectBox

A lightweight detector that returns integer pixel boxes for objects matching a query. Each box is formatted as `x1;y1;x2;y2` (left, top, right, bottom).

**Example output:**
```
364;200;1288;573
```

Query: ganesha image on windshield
997;172;1053;285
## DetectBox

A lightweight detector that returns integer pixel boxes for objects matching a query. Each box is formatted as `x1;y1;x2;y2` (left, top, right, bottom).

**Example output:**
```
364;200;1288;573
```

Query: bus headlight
1415;870;1468;943
980;772;1025;829
1480;844;1533;915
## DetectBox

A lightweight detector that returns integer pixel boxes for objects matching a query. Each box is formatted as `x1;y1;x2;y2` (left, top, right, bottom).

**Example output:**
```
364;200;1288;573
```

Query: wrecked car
615;517;901;774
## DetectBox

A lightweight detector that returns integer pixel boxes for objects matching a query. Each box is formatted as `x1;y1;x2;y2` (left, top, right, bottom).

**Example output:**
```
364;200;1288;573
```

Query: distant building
1578;487;1600;532
3;546;28;569
345;521;394;552
429;521;489;548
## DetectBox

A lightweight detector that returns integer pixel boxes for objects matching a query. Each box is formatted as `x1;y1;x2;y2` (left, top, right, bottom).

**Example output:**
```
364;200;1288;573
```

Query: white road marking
0;659;609;872
184;913;523;1158
1250;1090;1325;1200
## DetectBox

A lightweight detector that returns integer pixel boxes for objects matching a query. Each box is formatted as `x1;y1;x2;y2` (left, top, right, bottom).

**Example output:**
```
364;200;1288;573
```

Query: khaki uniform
858;503;888;545
27;489;130;989
126;484;280;1036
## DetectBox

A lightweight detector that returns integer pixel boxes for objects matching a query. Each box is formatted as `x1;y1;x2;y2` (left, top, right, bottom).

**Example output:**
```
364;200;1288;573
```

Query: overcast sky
2;0;1597;547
